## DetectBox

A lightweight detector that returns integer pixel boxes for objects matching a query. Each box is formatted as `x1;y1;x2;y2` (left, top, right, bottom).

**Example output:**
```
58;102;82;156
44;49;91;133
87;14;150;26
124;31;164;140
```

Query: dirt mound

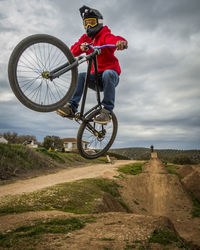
177;164;200;200
58;213;184;250
177;165;194;177
118;159;200;246
95;193;127;213
0;211;187;250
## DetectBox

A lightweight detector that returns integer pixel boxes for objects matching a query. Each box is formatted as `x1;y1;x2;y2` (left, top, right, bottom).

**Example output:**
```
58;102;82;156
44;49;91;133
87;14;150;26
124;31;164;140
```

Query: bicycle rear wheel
8;34;78;112
77;110;118;159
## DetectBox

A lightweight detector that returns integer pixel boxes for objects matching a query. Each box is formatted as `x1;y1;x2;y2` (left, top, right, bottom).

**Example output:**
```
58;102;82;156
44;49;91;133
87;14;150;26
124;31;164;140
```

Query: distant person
57;5;128;124
150;145;154;152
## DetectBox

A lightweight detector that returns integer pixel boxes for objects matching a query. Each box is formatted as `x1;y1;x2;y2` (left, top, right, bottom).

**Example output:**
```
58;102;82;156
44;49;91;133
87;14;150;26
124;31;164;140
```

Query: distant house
0;136;8;144
23;140;38;148
62;138;89;152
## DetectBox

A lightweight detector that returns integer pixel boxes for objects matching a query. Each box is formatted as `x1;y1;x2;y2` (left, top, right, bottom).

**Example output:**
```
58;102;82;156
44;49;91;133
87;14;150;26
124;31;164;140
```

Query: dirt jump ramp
119;157;200;247
151;152;158;159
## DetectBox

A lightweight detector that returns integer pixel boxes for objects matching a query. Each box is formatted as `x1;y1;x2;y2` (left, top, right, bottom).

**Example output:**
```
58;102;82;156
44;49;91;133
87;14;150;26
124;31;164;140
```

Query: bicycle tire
77;110;118;159
8;34;78;112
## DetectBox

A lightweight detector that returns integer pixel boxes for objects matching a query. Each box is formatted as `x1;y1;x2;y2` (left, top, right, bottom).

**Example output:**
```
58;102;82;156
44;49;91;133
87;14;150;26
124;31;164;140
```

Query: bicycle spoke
20;55;41;74
52;80;62;100
32;44;46;70
26;80;42;100
15;40;73;107
38;43;47;70
18;63;41;75
20;75;41;89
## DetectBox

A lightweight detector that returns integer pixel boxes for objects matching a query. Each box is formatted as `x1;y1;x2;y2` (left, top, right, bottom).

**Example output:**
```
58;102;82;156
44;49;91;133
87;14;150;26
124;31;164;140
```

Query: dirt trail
0;160;136;198
119;153;200;246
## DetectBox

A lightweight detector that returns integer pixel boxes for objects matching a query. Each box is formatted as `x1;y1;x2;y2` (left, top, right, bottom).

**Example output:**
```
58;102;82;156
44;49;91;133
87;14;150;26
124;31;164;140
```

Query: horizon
1;130;199;151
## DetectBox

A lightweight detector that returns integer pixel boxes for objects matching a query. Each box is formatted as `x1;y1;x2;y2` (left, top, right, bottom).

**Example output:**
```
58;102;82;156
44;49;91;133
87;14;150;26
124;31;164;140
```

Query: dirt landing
151;152;158;159
119;158;200;246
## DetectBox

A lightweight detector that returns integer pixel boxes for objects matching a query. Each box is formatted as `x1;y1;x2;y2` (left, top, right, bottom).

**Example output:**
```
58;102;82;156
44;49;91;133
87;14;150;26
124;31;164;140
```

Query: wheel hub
96;129;106;141
42;71;50;79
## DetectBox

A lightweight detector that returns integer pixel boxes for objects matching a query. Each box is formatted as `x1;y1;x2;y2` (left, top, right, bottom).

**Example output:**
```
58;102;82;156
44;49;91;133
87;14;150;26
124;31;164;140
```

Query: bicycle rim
8;34;77;112
77;110;118;159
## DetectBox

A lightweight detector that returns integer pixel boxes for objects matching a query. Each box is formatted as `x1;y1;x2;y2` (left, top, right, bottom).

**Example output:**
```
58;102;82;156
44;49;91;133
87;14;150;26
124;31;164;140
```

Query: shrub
172;155;193;165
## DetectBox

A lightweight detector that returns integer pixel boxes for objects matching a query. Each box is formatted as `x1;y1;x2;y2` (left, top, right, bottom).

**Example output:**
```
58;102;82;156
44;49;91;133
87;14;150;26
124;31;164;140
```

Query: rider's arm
104;34;128;50
70;34;92;57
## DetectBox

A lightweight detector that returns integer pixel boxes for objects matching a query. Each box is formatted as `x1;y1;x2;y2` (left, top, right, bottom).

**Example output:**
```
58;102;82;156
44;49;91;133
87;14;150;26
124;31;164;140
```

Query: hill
109;147;200;163
0;143;102;181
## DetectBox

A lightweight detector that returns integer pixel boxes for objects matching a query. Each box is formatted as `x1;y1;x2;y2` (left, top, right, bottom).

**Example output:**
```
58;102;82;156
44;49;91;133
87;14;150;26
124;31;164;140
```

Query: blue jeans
69;69;119;113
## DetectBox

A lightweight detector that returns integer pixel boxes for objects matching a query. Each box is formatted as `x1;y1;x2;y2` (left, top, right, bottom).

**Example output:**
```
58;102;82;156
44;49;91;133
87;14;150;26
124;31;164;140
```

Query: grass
0;216;94;249
189;191;200;218
35;148;66;163
0;144;49;180
148;228;186;248
165;164;182;178
0;143;104;181
118;162;145;175
0;178;129;215
100;237;115;241
36;148;101;164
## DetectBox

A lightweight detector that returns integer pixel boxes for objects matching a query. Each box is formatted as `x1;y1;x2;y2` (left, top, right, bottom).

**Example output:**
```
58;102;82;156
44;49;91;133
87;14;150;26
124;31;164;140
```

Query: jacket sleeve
104;33;127;45
70;34;92;57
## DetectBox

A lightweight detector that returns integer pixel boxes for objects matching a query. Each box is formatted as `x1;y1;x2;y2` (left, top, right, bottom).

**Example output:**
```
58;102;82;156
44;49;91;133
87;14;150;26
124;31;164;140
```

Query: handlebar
90;44;116;50
80;43;128;50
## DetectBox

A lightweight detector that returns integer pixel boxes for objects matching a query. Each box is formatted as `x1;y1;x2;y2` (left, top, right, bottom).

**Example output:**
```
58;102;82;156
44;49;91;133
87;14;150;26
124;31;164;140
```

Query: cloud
0;0;200;150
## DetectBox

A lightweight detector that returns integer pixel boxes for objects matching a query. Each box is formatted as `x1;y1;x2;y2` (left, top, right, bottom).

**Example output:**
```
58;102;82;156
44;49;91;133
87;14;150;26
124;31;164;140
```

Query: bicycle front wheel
8;34;78;112
77;110;118;159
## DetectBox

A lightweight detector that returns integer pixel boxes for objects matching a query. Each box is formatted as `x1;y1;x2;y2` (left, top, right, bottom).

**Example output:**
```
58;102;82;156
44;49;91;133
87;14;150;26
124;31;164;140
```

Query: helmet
79;5;103;38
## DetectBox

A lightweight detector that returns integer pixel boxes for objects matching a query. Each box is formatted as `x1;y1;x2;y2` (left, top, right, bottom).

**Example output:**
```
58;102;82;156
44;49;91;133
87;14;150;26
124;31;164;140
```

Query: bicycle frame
49;49;103;122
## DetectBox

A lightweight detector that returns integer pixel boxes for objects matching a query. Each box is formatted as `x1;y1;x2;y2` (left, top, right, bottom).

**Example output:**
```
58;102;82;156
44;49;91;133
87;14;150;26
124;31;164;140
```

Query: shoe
56;103;75;119
94;108;112;124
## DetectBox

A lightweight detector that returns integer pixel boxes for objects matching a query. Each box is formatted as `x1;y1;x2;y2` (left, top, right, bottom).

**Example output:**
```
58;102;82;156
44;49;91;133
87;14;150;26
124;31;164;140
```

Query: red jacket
70;26;126;75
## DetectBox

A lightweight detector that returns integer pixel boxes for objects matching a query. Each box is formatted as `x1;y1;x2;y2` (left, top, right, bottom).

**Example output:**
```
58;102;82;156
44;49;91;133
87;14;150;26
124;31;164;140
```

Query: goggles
83;18;98;29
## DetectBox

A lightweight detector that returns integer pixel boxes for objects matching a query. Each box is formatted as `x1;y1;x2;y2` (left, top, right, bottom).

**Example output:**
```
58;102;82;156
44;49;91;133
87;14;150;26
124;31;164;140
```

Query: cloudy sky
0;0;200;149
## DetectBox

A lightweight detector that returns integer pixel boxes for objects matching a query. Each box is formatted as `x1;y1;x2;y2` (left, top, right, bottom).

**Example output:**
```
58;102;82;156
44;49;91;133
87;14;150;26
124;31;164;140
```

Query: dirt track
0;156;200;249
119;154;200;246
0;160;136;198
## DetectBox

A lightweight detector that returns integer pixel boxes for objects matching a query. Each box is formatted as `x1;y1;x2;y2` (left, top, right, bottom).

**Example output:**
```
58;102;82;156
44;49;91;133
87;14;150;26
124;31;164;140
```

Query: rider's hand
116;40;128;50
80;42;89;52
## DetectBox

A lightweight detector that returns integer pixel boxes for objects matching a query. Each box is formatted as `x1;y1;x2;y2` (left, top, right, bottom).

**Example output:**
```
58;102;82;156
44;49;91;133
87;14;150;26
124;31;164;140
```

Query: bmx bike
8;34;124;159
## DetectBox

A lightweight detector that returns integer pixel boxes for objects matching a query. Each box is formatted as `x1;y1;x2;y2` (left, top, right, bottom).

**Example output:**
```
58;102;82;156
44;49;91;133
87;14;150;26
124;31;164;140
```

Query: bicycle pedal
56;110;74;120
65;115;74;120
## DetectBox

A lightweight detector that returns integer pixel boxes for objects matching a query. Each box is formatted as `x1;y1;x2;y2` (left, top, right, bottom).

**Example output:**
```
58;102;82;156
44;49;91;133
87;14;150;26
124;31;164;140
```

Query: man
57;5;127;124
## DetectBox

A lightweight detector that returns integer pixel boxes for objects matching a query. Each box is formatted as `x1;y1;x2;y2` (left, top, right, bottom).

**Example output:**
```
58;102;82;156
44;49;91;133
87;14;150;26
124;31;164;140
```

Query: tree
18;135;37;144
43;136;63;151
1;131;38;144
2;132;18;144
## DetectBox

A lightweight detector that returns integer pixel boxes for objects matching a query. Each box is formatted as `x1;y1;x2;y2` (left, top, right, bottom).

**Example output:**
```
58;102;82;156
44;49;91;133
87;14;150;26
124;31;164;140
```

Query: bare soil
0;157;200;249
177;164;200;200
119;157;200;246
0;160;136;198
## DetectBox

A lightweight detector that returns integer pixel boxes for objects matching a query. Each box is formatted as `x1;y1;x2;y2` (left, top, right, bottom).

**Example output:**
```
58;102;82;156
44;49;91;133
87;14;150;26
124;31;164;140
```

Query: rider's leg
69;72;101;111
94;70;119;124
56;72;86;117
101;70;119;113
69;72;86;113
